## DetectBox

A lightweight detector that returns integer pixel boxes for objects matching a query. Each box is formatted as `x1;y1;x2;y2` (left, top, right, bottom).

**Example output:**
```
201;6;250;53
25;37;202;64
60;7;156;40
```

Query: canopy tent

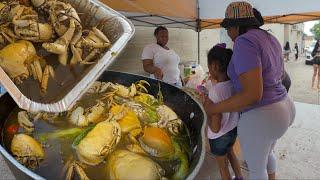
101;0;320;62
101;0;320;31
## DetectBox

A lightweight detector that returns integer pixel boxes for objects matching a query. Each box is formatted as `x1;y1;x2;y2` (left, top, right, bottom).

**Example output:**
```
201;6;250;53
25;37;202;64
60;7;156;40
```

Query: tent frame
116;0;320;64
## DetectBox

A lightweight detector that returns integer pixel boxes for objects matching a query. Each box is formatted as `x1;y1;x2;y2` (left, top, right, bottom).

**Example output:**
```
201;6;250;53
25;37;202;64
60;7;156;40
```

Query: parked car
305;42;316;65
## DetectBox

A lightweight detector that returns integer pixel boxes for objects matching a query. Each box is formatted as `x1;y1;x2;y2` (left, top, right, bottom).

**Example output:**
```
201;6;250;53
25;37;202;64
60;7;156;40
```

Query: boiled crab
0;2;16;48
42;19;78;65
0;40;54;94
10;4;54;42
106;150;166;180
0;2;9;24
103;82;138;100
154;105;184;136
30;0;81;37
17;110;60;133
70;27;111;66
0;23;16;49
17;111;35;133
86;81;110;94
30;0;83;65
69;101;106;127
102;80;150;103
76;120;121;165
11;134;44;169
0;1;17;24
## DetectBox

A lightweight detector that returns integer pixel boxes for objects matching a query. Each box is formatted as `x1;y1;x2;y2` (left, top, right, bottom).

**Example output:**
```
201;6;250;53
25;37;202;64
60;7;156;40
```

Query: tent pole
196;0;200;64
197;31;200;64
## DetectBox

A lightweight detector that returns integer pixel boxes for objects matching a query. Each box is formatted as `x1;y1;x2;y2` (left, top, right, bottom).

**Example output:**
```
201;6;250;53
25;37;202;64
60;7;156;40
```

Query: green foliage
311;21;320;40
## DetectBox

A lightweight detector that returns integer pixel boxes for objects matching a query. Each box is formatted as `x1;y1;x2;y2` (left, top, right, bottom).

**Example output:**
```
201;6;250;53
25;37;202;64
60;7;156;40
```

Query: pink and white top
207;80;239;139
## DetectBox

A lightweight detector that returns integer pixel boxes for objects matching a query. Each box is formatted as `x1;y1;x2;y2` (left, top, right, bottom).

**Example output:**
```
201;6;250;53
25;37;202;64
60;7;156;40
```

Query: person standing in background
141;26;182;87
294;43;299;60
284;41;291;62
311;40;320;89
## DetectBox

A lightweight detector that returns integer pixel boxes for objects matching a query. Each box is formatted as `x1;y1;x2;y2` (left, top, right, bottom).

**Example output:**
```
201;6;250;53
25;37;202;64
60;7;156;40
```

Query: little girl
201;43;243;180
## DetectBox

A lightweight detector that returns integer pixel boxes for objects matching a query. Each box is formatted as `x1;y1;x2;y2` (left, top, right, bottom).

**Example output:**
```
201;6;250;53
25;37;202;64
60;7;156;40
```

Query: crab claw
69;107;88;127
42;20;76;65
18;111;34;133
128;84;137;97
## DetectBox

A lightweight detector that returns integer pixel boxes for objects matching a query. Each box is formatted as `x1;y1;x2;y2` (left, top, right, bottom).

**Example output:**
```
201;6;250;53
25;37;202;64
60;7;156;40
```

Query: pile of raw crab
0;0;111;94
10;80;190;179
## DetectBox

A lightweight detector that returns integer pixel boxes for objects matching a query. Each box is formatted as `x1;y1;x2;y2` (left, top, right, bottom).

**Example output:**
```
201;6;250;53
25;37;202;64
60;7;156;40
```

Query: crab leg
92;27;110;44
82;48;99;63
40;65;54;94
29;63;38;80
82;34;110;48
33;59;43;81
65;164;74;180
17;111;34;133
70;27;83;66
65;161;89;180
70;46;83;65
1;30;15;43
74;163;90;180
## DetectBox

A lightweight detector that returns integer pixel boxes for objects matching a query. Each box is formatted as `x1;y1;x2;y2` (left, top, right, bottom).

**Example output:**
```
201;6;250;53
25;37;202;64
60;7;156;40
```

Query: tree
311;21;320;40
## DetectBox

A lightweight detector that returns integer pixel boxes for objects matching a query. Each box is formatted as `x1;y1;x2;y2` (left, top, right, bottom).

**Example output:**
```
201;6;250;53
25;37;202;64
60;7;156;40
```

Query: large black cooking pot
0;71;206;180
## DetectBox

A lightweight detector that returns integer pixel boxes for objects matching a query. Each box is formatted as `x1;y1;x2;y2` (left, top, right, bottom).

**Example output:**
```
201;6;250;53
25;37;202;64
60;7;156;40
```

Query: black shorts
209;127;237;156
313;57;320;65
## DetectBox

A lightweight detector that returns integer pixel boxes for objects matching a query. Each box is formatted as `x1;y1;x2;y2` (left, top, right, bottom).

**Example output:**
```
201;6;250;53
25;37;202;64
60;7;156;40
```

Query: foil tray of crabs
3;80;192;180
0;0;134;112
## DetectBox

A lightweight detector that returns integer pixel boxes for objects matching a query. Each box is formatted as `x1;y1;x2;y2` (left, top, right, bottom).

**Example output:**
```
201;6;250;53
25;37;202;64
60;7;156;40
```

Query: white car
306;42;316;60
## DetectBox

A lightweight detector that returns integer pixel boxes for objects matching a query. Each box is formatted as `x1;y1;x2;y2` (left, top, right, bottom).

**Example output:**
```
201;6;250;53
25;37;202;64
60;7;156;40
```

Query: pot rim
0;70;207;180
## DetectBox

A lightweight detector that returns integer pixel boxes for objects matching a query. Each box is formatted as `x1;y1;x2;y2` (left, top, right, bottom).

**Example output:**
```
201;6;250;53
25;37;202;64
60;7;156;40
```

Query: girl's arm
203;67;263;115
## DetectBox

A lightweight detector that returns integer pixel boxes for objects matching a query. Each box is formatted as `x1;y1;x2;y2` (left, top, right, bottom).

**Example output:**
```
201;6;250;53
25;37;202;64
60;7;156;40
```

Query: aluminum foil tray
0;0;135;112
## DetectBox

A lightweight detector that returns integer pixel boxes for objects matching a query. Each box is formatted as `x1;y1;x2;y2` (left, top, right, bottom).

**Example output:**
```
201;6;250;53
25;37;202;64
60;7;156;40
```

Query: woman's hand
154;67;163;80
142;59;163;80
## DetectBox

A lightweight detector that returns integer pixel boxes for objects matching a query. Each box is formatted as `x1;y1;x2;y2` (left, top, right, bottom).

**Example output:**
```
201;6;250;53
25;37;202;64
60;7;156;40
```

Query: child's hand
197;85;208;96
197;85;208;104
203;96;216;116
199;92;208;105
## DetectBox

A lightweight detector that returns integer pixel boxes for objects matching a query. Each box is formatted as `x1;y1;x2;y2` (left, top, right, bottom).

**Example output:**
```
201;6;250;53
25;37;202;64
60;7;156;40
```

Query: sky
304;20;319;36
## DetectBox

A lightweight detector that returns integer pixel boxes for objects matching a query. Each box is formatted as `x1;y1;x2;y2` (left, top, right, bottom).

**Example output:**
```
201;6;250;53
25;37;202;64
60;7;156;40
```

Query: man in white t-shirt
141;26;182;87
